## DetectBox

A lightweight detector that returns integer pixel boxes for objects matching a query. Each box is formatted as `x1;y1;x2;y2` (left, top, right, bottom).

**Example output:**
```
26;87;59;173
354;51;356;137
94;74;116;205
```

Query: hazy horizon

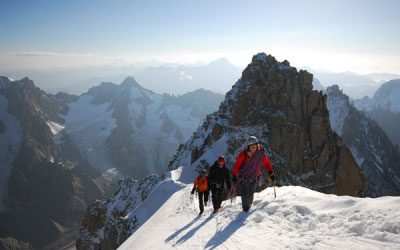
1;0;400;75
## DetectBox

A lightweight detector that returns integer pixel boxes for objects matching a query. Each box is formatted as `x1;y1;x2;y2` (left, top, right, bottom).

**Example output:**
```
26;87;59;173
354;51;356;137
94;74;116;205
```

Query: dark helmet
200;169;207;177
217;156;225;164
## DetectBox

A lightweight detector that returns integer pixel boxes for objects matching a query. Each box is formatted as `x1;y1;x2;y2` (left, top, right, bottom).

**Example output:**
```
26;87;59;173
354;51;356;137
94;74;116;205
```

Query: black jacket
208;162;231;191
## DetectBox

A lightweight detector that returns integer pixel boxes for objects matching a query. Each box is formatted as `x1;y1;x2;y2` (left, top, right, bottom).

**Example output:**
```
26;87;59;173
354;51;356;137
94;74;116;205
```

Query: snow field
119;179;400;250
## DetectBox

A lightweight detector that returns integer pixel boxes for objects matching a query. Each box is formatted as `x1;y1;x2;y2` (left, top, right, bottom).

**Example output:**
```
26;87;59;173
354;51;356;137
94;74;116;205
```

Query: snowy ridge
0;95;23;212
77;171;186;249
119;182;400;250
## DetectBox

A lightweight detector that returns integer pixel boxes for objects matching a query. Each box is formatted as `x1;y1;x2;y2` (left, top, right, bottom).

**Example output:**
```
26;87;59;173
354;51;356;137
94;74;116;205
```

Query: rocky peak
87;82;119;104
170;52;366;196
120;76;141;89
0;76;11;88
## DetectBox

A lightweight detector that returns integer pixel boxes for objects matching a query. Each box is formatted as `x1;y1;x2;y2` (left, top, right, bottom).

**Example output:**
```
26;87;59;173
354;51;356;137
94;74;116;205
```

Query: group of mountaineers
191;136;276;215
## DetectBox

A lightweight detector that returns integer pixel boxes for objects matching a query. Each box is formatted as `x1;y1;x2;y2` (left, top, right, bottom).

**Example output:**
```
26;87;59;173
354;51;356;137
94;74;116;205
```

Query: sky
1;0;400;74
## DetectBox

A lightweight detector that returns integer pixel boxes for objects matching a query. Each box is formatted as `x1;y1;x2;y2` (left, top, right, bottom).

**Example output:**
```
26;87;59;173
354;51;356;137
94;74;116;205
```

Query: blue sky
1;0;399;73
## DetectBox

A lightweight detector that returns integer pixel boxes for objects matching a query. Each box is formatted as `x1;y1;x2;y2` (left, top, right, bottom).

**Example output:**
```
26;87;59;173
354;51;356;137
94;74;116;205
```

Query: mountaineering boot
243;207;250;212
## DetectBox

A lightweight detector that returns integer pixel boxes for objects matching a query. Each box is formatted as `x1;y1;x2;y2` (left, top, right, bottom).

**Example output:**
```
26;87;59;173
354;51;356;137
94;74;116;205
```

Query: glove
191;188;195;194
232;175;237;184
268;171;275;183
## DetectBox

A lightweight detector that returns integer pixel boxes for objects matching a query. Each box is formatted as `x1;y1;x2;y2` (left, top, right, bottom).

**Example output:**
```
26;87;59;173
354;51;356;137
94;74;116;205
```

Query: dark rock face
326;85;400;197
0;120;5;133
0;78;110;249
170;53;366;196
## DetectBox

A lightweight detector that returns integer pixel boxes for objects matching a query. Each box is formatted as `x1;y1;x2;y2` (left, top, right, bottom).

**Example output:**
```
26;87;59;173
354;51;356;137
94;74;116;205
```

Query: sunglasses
249;144;257;148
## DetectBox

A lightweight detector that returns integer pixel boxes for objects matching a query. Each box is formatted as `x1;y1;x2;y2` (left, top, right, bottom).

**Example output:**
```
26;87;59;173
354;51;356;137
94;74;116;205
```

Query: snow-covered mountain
0;77;22;212
353;79;400;146
63;77;224;179
77;53;368;249
0;77;110;249
0;76;223;249
325;85;400;197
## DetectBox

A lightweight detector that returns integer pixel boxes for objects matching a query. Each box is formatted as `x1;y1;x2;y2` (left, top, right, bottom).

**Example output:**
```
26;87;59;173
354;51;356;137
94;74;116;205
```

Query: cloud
178;71;192;81
11;51;96;57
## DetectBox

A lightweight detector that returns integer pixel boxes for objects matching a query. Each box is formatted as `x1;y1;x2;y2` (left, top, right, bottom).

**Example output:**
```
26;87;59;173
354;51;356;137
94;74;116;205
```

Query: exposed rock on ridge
76;174;166;250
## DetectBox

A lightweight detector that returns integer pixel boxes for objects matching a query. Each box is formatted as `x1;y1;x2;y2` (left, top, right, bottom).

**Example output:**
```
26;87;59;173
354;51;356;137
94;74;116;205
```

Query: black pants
211;187;224;210
198;191;209;212
240;181;256;211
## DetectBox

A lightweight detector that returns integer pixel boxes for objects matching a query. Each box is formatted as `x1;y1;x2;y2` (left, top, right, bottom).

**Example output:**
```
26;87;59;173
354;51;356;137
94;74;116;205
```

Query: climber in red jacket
232;136;275;212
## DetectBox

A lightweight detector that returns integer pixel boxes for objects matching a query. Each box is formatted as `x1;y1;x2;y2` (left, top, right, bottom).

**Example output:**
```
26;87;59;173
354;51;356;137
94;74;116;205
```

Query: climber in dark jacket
208;156;231;213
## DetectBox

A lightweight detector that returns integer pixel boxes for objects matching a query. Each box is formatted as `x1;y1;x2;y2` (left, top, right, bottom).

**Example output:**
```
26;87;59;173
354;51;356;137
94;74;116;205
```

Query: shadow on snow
174;215;214;245
205;211;252;249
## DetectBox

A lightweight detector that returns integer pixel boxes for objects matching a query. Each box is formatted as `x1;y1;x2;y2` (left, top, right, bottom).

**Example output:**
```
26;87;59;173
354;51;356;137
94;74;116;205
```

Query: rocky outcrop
76;174;165;250
326;85;400;197
169;53;366;196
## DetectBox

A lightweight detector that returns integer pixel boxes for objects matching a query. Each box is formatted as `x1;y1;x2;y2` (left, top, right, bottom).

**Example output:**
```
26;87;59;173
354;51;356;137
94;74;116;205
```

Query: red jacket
233;147;273;176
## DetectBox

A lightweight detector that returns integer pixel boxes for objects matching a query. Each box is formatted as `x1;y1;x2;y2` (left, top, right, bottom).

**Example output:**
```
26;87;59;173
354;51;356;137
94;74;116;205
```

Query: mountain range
352;79;400;147
2;54;400;249
305;68;400;98
3;58;242;96
0;76;223;249
77;53;369;249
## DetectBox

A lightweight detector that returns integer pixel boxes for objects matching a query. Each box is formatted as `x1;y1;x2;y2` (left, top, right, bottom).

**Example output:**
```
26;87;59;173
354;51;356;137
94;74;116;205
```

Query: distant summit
135;58;242;95
353;79;400;146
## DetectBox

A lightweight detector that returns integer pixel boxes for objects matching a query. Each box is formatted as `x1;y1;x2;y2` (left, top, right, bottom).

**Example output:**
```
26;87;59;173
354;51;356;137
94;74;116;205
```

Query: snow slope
119;174;400;250
63;94;117;172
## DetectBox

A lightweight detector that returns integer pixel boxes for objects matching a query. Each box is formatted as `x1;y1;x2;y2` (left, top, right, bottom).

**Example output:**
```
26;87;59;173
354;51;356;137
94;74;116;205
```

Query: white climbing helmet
247;136;258;146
